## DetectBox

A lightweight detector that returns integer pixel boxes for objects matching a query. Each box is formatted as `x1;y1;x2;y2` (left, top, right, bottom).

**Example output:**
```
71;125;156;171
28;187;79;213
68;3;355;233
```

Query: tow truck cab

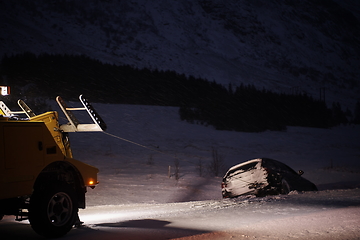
0;95;106;238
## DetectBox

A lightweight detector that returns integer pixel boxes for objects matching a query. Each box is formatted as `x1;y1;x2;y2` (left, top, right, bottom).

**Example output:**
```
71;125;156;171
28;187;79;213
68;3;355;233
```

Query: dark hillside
1;53;350;132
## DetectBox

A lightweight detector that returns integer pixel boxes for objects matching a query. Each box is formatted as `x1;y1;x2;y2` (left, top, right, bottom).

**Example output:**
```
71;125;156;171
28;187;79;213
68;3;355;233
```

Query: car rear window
262;159;297;174
225;161;258;178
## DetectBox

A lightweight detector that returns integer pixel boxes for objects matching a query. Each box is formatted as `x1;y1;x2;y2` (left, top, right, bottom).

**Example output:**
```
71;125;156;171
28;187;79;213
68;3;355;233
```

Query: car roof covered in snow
225;158;262;173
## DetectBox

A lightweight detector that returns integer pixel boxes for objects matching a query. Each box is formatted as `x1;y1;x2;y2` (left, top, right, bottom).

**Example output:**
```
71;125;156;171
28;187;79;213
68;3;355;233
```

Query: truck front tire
29;183;78;238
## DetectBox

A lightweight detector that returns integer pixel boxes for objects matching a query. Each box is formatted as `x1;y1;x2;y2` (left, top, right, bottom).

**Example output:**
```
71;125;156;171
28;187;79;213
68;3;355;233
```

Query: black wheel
281;179;291;194
29;183;78;238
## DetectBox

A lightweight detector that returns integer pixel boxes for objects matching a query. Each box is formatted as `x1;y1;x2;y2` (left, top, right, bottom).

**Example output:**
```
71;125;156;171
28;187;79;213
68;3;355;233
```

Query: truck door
1;123;45;199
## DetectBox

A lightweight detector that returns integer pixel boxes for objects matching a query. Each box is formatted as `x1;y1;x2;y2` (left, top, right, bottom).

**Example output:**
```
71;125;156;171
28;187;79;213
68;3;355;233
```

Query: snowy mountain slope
0;0;359;109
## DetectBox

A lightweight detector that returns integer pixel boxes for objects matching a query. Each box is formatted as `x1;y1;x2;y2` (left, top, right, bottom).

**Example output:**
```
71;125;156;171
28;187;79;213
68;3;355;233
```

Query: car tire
311;183;318;191
29;182;78;238
281;179;291;194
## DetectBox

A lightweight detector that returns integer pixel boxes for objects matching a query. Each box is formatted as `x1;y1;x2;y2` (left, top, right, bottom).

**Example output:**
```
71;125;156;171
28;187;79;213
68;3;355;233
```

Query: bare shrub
146;154;154;165
174;158;180;181
197;158;203;177
208;147;225;177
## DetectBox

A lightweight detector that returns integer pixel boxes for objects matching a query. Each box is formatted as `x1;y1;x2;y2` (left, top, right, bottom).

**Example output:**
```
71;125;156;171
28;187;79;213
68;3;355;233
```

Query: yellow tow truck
0;92;106;238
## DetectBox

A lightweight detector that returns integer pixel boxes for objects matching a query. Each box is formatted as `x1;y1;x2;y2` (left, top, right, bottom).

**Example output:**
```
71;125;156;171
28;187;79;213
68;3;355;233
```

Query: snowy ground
1;103;360;239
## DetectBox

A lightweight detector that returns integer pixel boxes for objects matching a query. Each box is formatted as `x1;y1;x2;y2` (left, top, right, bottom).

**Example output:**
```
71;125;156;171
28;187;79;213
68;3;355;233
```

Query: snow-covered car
221;158;317;198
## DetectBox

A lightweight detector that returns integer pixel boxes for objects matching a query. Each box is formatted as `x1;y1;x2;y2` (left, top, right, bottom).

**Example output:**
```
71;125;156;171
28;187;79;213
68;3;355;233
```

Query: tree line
0;52;355;132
